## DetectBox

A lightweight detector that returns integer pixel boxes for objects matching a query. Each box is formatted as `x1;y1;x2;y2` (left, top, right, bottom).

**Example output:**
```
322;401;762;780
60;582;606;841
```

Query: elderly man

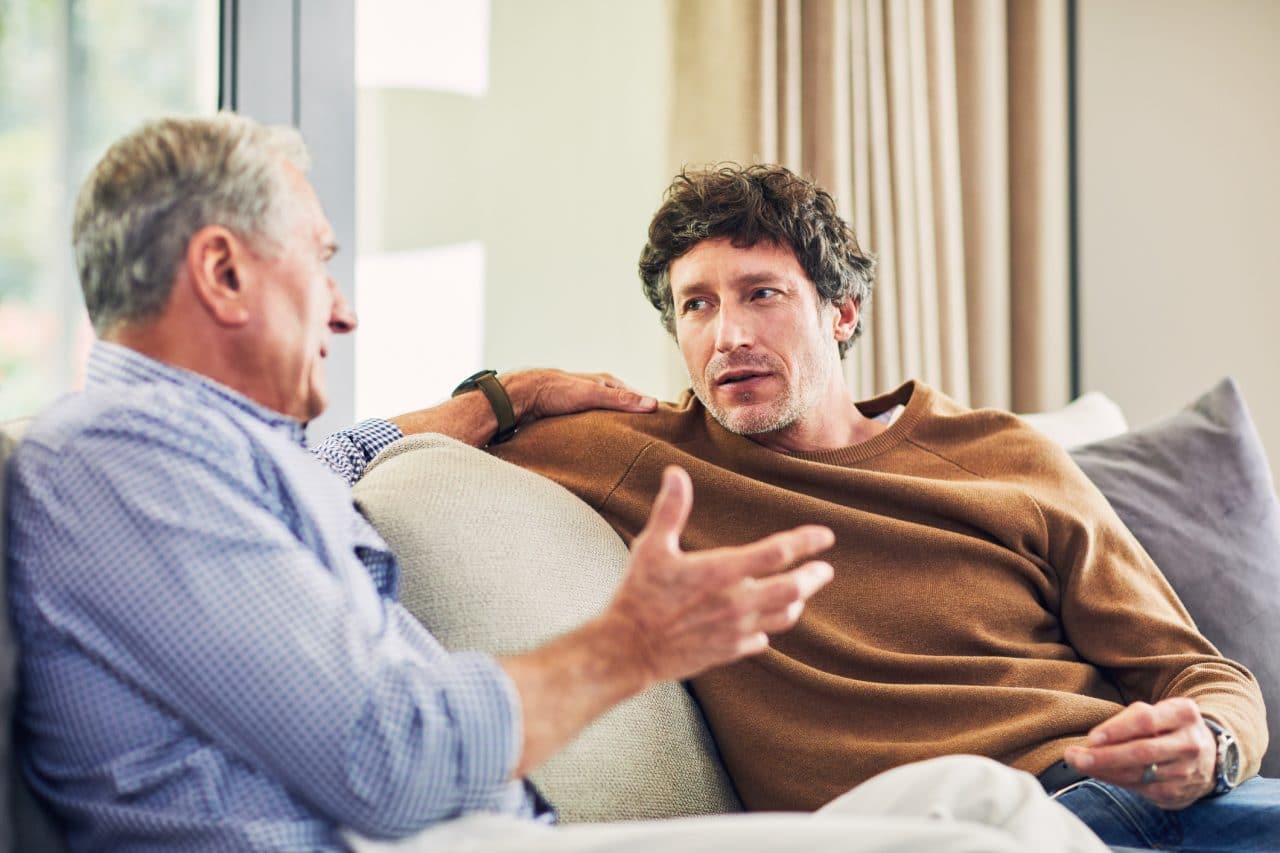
4;115;1106;852
491;163;1280;851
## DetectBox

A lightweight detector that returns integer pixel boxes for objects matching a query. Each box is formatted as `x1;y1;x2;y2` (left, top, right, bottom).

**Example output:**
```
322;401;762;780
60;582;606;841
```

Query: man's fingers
746;561;835;612
528;369;658;417
1067;727;1203;777
579;374;657;412
754;600;806;634
686;562;834;638
733;631;770;658
1064;699;1215;807
748;563;833;631
599;386;658;412
637;466;694;550
698;525;836;580
1085;698;1201;746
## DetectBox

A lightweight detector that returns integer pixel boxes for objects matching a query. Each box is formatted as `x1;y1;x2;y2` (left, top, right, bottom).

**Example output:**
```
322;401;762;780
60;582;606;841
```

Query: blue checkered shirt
6;342;538;851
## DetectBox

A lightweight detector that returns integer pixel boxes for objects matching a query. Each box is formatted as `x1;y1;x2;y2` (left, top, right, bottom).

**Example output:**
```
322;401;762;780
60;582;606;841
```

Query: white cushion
1018;391;1128;449
352;433;741;822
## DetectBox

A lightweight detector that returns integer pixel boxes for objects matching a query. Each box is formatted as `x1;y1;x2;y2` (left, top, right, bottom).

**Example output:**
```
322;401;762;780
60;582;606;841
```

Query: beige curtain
669;0;1071;411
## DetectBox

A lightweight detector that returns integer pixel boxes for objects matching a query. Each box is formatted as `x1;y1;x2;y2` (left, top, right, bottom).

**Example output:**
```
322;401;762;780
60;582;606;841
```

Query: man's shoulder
12;381;251;482
906;384;1073;478
506;395;703;453
491;395;705;492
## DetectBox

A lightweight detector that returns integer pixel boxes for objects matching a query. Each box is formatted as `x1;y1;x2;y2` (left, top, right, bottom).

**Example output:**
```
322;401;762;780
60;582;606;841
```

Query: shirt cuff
347;418;404;465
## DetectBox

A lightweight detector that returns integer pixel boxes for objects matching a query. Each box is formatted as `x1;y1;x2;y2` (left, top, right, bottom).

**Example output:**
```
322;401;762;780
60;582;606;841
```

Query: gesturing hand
600;465;835;684
1064;698;1217;809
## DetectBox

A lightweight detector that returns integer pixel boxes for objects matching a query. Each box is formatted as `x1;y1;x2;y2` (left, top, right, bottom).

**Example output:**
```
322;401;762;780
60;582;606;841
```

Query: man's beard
691;351;823;437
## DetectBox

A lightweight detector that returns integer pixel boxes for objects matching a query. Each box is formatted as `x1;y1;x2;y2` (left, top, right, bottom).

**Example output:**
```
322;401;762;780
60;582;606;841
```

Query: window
0;0;219;420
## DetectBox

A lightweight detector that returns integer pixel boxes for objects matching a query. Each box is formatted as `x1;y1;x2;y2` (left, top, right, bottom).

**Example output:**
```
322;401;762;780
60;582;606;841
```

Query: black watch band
451;369;518;445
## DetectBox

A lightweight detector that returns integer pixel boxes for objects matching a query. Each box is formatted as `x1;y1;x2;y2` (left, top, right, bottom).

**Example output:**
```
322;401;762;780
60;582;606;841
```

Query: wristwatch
1204;718;1242;796
452;369;518;445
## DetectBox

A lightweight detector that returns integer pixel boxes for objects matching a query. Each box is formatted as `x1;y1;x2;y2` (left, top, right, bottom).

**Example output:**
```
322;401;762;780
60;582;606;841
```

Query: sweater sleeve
1020;437;1268;778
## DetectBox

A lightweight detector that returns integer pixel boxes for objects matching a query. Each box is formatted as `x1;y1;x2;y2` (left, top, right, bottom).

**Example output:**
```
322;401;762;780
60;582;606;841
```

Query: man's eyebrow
673;270;787;300
733;271;787;286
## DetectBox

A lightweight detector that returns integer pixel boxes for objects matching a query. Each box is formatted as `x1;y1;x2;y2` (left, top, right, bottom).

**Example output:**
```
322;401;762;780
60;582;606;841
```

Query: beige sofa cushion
353;433;741;822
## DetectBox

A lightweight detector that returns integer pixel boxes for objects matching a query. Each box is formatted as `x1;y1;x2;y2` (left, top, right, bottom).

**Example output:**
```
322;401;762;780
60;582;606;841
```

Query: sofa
5;378;1280;850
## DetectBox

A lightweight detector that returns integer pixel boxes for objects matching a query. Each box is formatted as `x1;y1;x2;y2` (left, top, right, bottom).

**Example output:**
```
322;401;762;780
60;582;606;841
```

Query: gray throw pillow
353;433;741;822
1069;378;1280;777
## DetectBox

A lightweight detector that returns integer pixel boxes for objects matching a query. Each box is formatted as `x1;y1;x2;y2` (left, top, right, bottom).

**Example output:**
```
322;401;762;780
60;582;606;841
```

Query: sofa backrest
2;418;70;853
353;433;742;823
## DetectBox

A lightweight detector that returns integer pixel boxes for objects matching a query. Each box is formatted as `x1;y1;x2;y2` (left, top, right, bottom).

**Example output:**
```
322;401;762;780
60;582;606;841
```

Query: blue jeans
1055;776;1280;851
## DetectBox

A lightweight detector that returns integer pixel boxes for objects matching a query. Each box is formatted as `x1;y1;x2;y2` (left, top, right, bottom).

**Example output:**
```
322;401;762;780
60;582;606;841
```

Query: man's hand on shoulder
1064;698;1217;809
502;368;657;423
388;368;656;448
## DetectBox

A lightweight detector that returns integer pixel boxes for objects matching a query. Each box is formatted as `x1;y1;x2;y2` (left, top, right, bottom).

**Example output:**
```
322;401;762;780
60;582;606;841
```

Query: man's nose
328;278;357;334
714;303;753;352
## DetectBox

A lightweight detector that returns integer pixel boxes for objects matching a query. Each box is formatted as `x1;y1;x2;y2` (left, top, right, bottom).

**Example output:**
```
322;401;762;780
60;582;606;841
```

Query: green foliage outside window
0;0;217;420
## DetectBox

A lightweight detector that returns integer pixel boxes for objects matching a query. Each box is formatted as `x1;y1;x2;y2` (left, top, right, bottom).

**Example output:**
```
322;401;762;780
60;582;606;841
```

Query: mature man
491;163;1280;850
4;115;1108;852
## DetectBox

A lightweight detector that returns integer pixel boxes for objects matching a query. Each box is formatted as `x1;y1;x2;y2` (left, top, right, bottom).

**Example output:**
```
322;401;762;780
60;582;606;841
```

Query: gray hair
72;112;311;335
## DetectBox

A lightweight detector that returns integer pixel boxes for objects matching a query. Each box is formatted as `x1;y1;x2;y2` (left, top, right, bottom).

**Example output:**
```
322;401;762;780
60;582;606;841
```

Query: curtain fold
669;0;1071;410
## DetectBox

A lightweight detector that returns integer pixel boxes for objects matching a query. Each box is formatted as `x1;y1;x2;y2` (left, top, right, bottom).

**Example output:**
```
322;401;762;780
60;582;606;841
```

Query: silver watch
1204;718;1242;796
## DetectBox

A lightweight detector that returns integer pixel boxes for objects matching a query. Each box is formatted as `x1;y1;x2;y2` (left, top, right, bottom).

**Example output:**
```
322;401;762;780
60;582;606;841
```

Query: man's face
240;165;354;423
670;237;848;438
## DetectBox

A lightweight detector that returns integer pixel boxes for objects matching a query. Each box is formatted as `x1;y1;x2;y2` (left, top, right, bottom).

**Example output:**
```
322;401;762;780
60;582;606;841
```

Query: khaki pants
349;755;1107;853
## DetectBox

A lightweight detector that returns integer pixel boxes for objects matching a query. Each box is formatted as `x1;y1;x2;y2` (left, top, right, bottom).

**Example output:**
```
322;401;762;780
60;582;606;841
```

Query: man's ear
832;296;860;342
186;225;252;327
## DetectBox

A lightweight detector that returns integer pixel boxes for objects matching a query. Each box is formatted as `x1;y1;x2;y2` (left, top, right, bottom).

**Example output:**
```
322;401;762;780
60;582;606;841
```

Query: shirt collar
86;341;307;445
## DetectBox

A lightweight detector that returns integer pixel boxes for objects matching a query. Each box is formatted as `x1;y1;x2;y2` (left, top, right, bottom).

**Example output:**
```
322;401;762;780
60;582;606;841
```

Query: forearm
500;612;652;777
389;369;656;448
388;374;532;448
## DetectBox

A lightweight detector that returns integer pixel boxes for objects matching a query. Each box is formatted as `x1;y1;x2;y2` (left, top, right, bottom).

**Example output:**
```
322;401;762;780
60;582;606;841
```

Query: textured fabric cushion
1020;391;1129;449
1069;379;1280;777
353;433;741;822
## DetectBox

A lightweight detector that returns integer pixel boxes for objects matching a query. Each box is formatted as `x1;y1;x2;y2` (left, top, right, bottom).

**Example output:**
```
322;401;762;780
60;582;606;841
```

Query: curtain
668;0;1070;411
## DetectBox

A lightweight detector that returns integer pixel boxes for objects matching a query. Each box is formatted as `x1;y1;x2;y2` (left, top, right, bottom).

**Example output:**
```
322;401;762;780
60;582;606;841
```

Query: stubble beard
691;351;825;437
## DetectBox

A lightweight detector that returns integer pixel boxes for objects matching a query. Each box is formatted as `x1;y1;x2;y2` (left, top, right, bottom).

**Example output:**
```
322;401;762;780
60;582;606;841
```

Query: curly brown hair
638;163;874;358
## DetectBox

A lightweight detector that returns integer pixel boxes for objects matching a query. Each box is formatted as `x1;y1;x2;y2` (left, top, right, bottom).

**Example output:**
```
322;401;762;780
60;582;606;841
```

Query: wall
357;0;687;406
1078;0;1280;479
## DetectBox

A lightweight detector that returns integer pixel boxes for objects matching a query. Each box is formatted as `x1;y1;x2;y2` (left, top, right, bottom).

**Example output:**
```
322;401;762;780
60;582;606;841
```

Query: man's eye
752;288;779;300
681;298;708;313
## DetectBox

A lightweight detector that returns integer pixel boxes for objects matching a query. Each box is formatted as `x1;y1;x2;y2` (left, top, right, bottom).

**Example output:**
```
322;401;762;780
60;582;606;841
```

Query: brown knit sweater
492;380;1266;811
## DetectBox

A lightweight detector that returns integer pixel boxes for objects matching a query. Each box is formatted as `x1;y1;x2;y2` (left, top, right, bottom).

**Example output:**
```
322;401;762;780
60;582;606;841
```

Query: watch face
1224;739;1242;785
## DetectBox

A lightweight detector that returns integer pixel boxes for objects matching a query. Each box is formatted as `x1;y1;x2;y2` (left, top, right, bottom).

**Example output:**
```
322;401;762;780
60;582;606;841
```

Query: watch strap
452;369;518;445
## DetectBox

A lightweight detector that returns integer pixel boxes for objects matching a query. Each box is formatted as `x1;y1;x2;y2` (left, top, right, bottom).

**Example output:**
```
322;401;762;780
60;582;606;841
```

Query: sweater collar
688;380;933;467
